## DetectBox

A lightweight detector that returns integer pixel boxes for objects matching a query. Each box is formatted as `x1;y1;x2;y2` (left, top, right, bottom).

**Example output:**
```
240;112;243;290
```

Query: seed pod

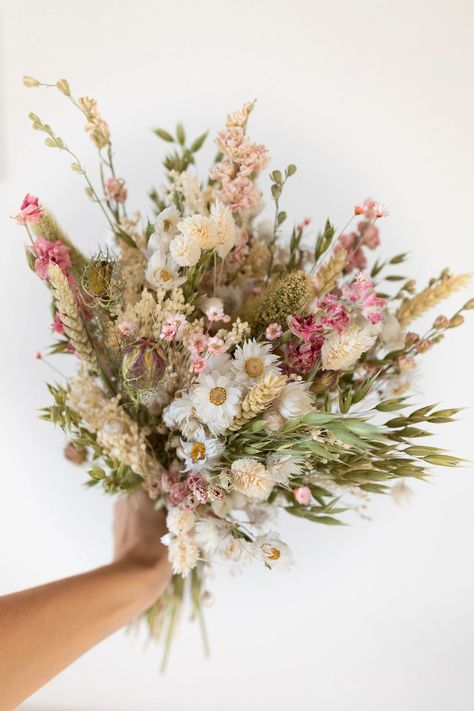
121;338;167;401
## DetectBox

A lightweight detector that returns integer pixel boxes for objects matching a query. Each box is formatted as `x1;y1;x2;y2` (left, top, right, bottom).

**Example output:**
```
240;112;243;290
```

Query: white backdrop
1;1;474;709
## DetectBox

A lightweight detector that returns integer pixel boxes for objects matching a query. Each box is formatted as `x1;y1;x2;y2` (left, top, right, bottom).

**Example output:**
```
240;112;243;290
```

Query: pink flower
218;175;262;213
105;177;128;204
117;320;136;338
342;274;386;325
207;336;226;356
294;486;312;505
161;322;177;341
206;305;226;322
187;475;209;503
169;481;189;505
14;193;42;224
354;198;388;220
317;295;350;334
161;471;177;493
188;333;208;355
32;236;72;281
289;315;322;342
265;323;282;340
287;339;323;374
51;312;65;335
191;356;207;373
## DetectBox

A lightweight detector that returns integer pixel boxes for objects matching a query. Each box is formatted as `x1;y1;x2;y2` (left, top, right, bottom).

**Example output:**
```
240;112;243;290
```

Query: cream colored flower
274;380;313;420
195;518;229;554
154;206;181;240
321;324;376;371
178;214;217;250
231;458;274;501
266;453;303;485
169;233;201;267
146;249;186;291
232;339;280;388
191;371;242;435
252;531;293;569
166;508;196;536
168;535;199;577
210;201;237;258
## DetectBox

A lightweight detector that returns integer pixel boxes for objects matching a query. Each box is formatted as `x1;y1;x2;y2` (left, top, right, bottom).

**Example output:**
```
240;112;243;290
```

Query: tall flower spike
48;263;98;372
228;373;287;432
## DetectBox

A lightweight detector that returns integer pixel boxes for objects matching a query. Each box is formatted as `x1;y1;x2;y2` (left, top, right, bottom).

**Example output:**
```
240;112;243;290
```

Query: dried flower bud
64;442;87;464
433;315;449;329
397;355;416;371
121;338;167;399
56;79;71;96
218;471;233;492
404;280;416;294
405;332;420;346
310;369;340;394
208;485;225;502
22;75;40;88
449;314;464;328
415;339;433;353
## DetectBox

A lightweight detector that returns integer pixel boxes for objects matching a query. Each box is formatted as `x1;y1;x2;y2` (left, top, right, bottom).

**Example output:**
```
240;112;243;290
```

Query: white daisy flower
266;453;303;485
168;535;199;577
232;339;280;387
191;371;242;435
163;393;194;429
230;458;274;501
321;324;376;371
146;248;186;291
181;431;224;472
203;353;233;376
274;380;313;420
178;214;217;250
210;201;237;258
166;507;196;536
170;233;201;267
195;518;230;554
252;531;293;569
155;206;181;239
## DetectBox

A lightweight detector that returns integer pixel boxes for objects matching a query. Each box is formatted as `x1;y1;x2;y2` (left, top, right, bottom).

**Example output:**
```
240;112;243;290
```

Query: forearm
0;554;168;710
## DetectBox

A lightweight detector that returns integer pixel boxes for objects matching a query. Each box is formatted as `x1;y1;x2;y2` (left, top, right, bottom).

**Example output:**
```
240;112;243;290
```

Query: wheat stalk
48;263;98;372
228;373;287;432
396;273;471;327
314;247;347;297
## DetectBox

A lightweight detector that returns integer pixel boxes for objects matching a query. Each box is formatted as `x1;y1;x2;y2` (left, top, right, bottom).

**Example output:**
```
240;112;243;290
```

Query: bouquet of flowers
16;76;471;667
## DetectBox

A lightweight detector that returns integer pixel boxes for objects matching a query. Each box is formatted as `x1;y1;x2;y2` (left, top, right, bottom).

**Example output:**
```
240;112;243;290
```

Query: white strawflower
266;453;303;485
195;518;229;554
168;535;199;577
210;201;237;258
166;507;196;536
203;353;233;376
274;380;313;420
163;393;194;428
231;458;274;501
181;431;224;472
252;531;293;569
154;206;181;239
321;324;376;371
170;233;201;267
262;407;285;433
232;339;280;387
191;371;242;435
178;214;217;250
146;248;186;291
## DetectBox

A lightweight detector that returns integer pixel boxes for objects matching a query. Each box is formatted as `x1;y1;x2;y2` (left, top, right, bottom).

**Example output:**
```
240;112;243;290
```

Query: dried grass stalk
314;248;347;297
228;373;287;431
396;273;471;327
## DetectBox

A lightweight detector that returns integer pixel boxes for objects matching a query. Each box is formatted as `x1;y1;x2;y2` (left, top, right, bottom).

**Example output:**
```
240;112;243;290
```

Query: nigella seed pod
81;251;123;308
121;337;167;401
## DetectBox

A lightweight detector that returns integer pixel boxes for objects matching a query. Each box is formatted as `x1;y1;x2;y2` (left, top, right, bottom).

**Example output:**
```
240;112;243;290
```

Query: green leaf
153;128;174;142
190;131;208;152
176;123;186;145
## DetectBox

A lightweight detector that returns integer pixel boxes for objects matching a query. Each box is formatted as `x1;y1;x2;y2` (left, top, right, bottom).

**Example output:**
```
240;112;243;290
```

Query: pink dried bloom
32;236;72;281
187;475;209;504
343;274;386;325
219;175;261;213
397;355;416;371
354;198;388;220
337;233;367;273
318;294;350;334
117;320;136;338
169;481;189;505
190;356;207;373
51;312;65;335
188;333;208;355
287;339;323;374
206;305;226;322
265;323;282;340
215;129;269;175
289;315;322;342
294;486;312;505
161;471;177;493
357;220;380;249
208;485;224;502
226;229;250;270
105;177;127;204
14;193;42;224
207;336;226;356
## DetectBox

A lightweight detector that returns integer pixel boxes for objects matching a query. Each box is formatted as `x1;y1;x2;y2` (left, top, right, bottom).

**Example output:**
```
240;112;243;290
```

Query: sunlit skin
0;492;171;710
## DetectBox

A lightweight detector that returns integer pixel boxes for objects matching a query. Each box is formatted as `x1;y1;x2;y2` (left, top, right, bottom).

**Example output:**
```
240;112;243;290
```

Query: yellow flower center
190;442;206;462
209;386;227;406
163;219;172;232
159;268;174;282
262;544;281;561
245;357;264;378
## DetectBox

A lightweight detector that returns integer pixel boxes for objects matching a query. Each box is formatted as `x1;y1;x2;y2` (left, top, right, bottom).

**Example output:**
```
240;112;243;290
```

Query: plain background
1;1;474;709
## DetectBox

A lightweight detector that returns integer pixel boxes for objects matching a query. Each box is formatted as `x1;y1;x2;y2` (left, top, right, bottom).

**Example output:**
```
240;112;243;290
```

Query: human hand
113;490;172;608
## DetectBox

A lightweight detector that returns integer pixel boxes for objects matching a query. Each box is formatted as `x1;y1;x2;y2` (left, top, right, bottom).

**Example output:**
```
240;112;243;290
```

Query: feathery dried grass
396;273;471;327
228;373;287;431
48;263;98;372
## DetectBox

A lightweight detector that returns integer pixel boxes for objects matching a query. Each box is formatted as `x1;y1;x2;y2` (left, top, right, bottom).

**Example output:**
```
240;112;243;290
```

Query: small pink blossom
14;193;42;224
105;177;128;204
265;323;282;340
188;333;208;355
289;315;322;342
51;312;65;335
169;481;189;505
207;336;226;356
343;274;386;325
117;320;136;338
191;356;207;373
294;486;312;505
32;236;72;281
206;305;226;322
354;198;388;220
161;471;177;492
318;294;350;334
287;339;323;374
218;174;262;213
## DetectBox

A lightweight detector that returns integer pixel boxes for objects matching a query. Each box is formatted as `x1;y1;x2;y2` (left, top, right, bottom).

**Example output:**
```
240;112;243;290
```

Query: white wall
1;1;473;709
